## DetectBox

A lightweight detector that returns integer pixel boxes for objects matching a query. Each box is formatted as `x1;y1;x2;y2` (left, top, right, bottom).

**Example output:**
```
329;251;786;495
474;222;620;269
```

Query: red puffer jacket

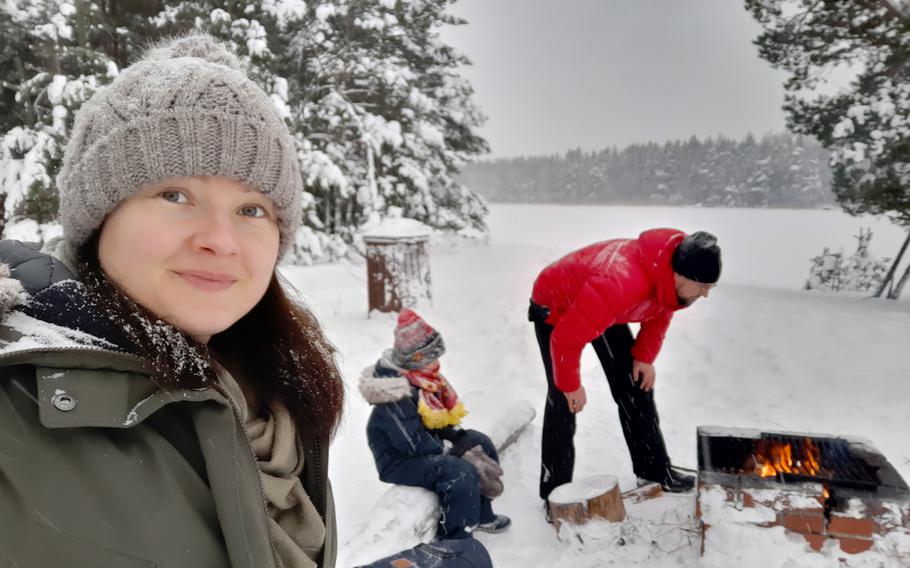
531;228;687;392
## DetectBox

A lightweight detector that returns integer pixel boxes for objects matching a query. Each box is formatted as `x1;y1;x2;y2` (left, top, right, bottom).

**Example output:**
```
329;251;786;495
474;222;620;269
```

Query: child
359;309;510;540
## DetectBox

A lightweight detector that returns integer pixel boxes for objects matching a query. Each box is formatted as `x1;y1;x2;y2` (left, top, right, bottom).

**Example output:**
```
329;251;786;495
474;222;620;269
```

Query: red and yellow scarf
402;361;467;429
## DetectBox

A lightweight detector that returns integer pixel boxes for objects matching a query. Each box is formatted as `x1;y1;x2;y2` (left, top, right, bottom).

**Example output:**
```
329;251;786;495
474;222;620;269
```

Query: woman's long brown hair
78;233;345;440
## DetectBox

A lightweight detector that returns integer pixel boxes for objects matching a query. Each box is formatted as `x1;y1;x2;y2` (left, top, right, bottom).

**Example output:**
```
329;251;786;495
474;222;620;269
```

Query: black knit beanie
671;231;722;283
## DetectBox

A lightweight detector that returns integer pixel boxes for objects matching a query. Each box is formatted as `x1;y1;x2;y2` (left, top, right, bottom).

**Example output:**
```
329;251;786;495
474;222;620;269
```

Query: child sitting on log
359;309;511;540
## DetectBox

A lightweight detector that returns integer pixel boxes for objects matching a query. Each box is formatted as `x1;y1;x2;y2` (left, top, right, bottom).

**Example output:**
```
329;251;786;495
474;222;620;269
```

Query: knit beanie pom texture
57;32;302;257
143;34;243;70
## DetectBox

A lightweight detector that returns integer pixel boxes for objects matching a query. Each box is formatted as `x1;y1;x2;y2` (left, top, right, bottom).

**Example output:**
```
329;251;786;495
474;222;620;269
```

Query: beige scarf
219;369;325;568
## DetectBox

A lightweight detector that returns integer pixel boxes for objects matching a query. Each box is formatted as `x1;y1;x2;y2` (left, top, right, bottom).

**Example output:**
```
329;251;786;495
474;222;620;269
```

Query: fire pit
696;426;910;555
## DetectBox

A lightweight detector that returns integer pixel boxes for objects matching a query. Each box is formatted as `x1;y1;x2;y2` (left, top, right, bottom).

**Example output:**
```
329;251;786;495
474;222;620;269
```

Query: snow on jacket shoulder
359;361;444;480
530;228;686;392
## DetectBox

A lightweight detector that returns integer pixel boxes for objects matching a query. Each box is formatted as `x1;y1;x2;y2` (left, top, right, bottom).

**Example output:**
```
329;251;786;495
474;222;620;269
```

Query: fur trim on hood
358;365;412;405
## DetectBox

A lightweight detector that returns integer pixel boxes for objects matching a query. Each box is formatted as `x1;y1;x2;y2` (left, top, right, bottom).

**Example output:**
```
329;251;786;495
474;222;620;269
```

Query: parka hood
358;352;415;405
358;374;412;405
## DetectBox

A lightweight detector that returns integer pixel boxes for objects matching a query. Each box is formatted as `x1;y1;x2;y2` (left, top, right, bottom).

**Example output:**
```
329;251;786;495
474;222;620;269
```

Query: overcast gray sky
441;0;791;158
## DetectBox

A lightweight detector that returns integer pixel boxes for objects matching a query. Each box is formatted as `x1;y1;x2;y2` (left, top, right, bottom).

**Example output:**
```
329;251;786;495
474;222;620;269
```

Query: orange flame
754;437;822;478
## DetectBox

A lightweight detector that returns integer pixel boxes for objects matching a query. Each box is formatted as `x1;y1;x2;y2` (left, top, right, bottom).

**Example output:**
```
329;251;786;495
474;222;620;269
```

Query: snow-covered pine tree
0;0;490;261
0;2;35;135
747;0;910;298
283;0;489;250
372;0;488;233
0;0;124;241
460;132;834;207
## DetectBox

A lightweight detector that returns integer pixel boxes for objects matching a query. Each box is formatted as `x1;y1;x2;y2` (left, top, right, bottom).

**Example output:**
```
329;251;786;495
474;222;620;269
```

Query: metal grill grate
761;433;880;491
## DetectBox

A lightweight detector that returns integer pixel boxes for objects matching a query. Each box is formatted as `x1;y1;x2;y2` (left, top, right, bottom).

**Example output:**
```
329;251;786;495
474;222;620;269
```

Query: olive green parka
0;241;336;568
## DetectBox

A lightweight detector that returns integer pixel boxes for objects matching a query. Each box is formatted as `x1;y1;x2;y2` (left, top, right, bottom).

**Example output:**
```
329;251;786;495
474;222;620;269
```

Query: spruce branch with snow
0;0;490;261
747;0;910;297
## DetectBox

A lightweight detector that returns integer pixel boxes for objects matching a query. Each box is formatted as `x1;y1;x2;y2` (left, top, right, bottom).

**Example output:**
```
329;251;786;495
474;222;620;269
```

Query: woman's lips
174;271;237;291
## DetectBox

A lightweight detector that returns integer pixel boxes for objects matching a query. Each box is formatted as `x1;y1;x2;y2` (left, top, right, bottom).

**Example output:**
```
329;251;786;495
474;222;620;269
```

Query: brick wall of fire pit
696;426;910;556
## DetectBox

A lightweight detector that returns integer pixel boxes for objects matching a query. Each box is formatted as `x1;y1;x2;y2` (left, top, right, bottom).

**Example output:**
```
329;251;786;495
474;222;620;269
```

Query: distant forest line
460;133;836;208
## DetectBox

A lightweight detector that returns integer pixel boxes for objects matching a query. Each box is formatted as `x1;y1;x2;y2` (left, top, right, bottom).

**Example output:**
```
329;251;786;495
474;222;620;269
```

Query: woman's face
98;175;281;342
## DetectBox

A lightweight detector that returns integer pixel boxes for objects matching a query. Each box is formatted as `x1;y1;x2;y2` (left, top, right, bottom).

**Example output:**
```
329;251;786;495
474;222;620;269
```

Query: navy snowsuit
364;361;498;539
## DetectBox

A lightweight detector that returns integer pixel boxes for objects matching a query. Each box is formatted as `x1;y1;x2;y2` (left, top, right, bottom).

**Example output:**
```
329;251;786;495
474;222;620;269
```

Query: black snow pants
529;300;672;500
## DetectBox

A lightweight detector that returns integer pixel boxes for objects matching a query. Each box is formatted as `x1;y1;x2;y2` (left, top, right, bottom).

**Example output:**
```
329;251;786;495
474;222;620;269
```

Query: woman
359;309;510;541
0;34;343;568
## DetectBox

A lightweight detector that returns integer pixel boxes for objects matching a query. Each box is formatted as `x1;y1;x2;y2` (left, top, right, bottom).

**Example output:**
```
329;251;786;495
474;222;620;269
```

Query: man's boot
637;467;695;493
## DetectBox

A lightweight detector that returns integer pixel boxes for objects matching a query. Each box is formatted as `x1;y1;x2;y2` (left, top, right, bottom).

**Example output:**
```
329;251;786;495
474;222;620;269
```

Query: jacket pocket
20;521;157;568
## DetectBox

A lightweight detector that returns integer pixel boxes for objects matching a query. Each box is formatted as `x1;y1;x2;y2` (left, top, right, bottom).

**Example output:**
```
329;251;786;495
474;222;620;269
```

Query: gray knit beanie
57;33;301;257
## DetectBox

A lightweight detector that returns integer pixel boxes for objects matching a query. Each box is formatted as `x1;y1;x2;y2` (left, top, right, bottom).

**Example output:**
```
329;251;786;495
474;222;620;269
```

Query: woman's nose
191;213;241;256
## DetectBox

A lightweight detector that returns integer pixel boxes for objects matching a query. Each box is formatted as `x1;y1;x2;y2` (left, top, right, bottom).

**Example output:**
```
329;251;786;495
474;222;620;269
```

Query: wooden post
548;475;625;533
889;258;910;299
874;228;910;298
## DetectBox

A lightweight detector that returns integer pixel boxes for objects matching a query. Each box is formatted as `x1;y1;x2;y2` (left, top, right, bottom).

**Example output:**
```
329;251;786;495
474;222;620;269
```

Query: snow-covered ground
280;204;910;567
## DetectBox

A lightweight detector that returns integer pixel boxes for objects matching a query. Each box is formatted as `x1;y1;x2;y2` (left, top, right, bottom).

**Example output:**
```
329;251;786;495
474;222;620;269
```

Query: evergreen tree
281;0;488;246
746;0;910;297
747;0;909;224
0;0;490;261
460;132;835;208
0;0;121;238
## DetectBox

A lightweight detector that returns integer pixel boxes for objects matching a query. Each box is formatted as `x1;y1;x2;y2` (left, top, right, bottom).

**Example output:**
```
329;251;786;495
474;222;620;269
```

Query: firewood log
622;481;663;503
345;397;536;565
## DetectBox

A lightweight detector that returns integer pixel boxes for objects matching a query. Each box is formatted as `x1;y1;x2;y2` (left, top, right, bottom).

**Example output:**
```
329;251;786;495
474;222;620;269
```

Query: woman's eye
160;190;188;204
239;205;267;218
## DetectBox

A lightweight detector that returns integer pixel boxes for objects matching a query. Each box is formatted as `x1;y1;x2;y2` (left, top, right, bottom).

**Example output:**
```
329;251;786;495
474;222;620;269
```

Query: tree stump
548;475;625;532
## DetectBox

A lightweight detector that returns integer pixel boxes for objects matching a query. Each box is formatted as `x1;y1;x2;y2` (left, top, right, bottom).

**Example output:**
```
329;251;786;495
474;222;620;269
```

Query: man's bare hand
632;360;656;391
564;386;587;413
